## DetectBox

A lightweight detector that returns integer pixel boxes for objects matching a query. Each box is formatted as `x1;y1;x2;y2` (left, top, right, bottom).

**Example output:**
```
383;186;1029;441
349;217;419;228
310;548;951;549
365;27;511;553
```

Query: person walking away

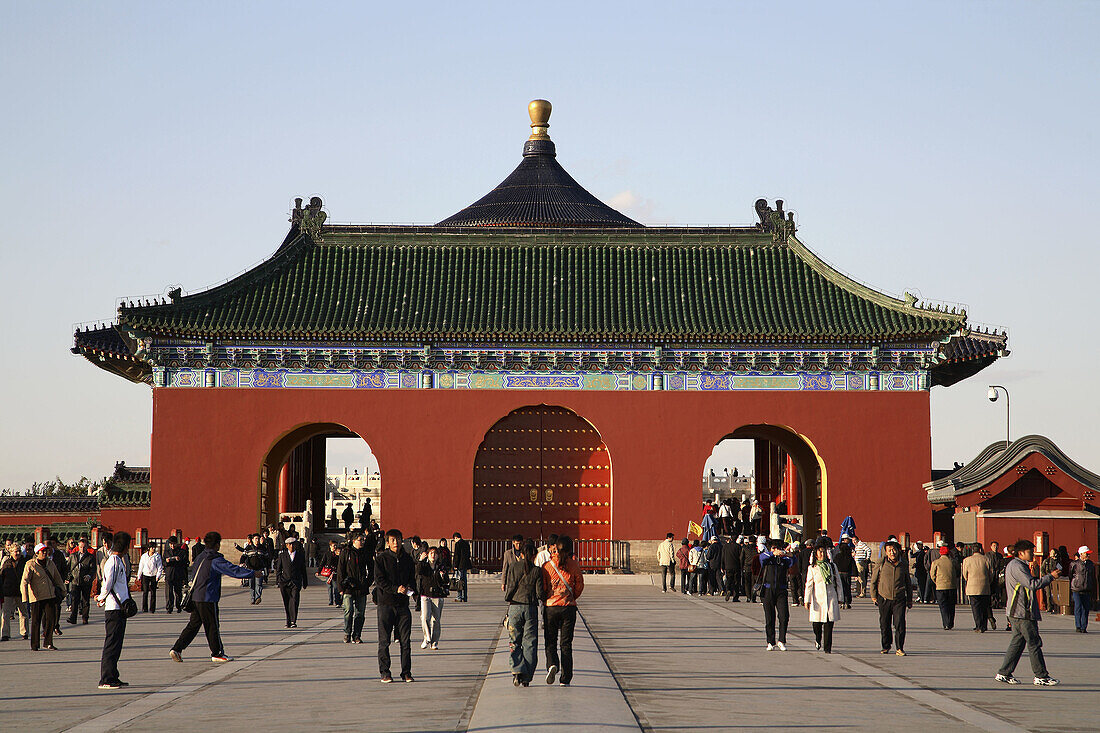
962;546;994;632
374;528;417;683
986;541;1005;615
275;536;308;628
238;535;269;605
452;533;472;602
657;533;677;593
337;531;373;643
417;546;449;650
169;531;254;663
162;536;188;613
1;545;28;640
853;536;872;598
687;541;704;596
675;539;690;595
505;539;543;686
501;534;524;592
722;535;742;602
67;538;96;625
758;539;793;651
1069;546;1095;632
804;539;844;652
911;542;928;603
995;539;1061;685
137;544;165;613
741;537;758;603
20;543;64;651
871;540;912;655
834;538;856;609
705;538;722;596
542;535;584;686
931;546;959;630
95;532;133;689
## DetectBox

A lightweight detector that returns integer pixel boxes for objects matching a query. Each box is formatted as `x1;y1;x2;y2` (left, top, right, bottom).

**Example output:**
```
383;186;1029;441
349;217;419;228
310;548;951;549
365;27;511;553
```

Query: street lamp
987;385;1010;447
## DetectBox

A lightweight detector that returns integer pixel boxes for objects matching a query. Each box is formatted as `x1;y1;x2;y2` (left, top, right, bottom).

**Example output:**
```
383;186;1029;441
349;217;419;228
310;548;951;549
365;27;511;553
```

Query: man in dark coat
162;536;188;613
337;532;373;643
741;538;758;603
451;532;473;602
374;528;417;683
721;537;742;601
274;536;308;628
66;538;96;625
341;504;355;532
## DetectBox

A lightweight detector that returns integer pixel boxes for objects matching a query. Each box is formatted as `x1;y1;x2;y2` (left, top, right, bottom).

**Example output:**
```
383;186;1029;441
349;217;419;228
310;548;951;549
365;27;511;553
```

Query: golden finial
528;99;552;140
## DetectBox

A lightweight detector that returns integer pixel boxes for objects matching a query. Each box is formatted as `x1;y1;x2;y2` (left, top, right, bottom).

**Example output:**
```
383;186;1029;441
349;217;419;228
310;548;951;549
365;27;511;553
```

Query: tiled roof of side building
110;226;967;345
0;496;100;514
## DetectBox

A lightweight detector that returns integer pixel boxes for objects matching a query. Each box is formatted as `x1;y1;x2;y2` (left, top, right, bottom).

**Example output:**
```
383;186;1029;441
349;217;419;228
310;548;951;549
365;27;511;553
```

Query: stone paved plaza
2;577;1097;733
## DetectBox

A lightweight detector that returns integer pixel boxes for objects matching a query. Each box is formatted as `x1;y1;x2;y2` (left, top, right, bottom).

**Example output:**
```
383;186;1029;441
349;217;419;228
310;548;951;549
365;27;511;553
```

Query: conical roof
437;100;642;228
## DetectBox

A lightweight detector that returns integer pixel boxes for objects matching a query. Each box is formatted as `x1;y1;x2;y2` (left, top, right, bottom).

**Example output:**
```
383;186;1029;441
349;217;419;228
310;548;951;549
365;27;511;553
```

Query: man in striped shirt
853;536;872;598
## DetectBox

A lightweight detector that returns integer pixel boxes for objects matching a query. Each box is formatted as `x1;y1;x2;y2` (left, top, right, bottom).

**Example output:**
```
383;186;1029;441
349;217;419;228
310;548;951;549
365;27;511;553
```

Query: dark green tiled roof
115;226;965;345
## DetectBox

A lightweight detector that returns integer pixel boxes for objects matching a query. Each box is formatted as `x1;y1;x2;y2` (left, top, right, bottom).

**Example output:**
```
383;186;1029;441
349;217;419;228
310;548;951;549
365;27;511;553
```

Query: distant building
326;468;381;525
702;468;754;504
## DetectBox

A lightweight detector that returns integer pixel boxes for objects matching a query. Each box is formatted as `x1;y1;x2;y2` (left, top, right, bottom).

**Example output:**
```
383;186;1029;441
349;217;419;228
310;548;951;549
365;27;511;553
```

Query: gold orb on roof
528;99;551;140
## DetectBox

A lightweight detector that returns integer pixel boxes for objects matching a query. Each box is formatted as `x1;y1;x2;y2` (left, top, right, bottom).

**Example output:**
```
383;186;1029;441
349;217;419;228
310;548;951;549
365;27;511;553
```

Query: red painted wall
979;517;1096;554
0;508;151;534
149;388;933;543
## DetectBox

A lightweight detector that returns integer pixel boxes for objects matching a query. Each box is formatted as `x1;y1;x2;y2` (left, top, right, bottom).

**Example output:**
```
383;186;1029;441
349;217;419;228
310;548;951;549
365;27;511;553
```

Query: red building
71;100;1007;548
926;435;1100;551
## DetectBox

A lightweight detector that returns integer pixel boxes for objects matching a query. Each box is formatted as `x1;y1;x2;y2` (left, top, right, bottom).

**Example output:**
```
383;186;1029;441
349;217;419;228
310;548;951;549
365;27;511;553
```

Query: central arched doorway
705;424;825;539
473;405;611;541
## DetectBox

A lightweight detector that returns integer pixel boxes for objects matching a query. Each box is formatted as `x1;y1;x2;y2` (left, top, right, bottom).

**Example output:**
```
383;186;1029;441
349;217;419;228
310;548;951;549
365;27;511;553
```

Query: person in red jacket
541;536;584;687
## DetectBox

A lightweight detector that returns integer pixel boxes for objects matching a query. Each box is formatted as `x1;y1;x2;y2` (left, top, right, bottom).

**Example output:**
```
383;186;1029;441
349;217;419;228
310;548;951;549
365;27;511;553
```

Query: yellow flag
688;520;703;537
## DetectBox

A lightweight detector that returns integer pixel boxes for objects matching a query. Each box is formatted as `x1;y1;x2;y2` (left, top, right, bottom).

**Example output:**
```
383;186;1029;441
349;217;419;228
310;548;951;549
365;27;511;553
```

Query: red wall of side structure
149;388;933;543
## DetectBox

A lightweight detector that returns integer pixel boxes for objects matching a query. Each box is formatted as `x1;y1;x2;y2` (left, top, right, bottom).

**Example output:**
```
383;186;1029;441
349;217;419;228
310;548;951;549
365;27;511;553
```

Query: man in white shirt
137;545;165;613
95;531;133;690
534;534;557;569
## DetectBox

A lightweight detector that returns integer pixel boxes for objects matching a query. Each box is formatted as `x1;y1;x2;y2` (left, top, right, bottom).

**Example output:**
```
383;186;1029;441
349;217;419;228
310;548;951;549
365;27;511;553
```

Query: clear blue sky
2;2;1097;490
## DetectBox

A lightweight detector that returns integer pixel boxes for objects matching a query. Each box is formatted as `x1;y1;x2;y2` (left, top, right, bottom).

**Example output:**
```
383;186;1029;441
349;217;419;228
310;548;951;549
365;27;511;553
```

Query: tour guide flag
687;520;704;537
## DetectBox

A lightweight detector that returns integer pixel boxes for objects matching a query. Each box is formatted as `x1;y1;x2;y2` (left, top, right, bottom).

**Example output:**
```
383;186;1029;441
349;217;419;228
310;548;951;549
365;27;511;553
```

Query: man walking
986;541;1005;614
374;528;416;683
853;536;871;598
721;535;742;601
451;532;472;602
657;533;677;593
996;539;1061;686
962;545;994;632
871;540;912;656
1069;546;1094;633
169;531;254;663
337;532;372;643
275;536;308;628
758;540;793;651
930;545;959;630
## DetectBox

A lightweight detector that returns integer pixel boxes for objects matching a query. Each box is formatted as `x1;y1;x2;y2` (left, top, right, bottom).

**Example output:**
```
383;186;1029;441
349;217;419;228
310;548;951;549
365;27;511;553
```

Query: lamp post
987;385;1010;447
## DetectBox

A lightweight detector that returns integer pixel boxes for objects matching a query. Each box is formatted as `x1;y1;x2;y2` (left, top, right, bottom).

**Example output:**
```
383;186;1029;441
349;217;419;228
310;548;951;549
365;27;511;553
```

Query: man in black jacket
374;528;416;683
722;537;742;602
452;532;472;602
275;536;308;628
66;538;96;625
162;537;188;613
337;532;373;643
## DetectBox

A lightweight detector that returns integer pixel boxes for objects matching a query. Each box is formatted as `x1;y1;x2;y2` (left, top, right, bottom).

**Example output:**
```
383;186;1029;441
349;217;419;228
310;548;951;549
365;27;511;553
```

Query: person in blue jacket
169;531;254;663
759;539;795;651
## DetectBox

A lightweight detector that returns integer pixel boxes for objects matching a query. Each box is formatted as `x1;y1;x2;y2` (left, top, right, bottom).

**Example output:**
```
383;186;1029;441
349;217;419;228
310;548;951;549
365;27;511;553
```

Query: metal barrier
465;538;630;573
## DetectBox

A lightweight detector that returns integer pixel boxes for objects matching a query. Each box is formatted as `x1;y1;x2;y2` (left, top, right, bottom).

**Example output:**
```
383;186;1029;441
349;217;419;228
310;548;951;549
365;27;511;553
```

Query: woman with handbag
20;543;65;651
804;539;844;653
95;531;134;689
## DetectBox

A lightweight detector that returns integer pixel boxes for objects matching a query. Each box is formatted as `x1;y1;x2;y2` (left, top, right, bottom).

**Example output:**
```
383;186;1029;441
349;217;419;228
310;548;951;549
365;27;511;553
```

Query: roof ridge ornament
755;198;797;242
523;99;556;157
291;196;327;239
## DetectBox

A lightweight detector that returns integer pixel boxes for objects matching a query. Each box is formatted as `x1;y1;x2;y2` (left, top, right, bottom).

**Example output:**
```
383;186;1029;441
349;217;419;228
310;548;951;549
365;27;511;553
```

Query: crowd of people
655;525;1097;685
1;515;1096;693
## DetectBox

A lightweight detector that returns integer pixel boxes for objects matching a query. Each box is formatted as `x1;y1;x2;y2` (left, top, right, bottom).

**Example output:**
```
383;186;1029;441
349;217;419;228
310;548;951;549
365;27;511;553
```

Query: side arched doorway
260;423;380;532
706;424;825;538
473;405;611;542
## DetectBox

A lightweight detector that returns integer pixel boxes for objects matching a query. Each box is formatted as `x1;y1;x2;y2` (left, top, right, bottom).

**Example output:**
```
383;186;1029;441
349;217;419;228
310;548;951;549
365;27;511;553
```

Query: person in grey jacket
995;539;1061;686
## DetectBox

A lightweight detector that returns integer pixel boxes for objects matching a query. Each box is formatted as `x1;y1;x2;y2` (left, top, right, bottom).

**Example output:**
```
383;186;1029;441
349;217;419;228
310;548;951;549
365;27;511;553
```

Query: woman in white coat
804;540;844;653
